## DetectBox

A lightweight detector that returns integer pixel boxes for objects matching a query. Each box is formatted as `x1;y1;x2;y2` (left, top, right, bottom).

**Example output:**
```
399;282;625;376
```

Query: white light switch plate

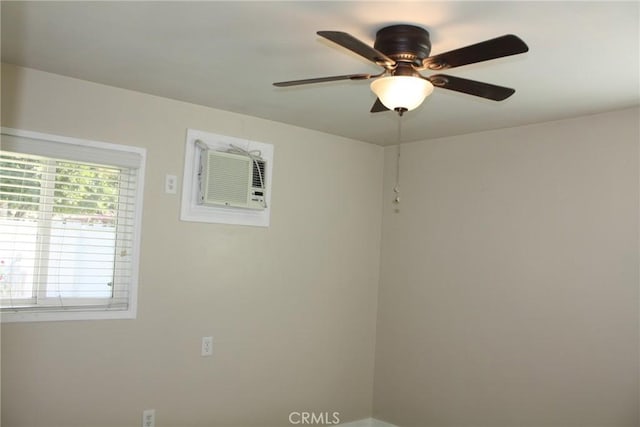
201;336;213;357
165;174;177;194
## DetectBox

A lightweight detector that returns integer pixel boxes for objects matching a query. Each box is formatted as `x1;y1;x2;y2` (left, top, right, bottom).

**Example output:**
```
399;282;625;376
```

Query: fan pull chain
393;112;402;213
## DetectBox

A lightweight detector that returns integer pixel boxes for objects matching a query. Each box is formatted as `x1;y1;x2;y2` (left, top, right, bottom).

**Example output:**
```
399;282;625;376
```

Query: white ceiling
2;1;638;146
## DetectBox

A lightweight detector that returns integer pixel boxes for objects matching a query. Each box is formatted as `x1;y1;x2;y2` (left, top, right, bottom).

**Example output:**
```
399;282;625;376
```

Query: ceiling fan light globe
370;76;434;111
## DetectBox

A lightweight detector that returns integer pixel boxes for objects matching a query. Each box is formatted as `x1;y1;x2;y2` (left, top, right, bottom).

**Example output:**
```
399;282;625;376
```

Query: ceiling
2;1;638;146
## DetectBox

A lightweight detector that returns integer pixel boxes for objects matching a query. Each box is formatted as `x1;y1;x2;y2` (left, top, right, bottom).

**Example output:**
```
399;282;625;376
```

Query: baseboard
339;418;397;427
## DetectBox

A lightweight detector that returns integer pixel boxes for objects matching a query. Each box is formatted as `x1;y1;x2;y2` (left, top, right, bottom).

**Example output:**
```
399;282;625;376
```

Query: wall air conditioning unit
198;148;267;210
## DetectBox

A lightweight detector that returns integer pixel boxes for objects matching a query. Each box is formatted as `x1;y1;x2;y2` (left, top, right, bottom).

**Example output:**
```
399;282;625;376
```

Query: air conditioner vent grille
252;160;266;189
206;154;250;205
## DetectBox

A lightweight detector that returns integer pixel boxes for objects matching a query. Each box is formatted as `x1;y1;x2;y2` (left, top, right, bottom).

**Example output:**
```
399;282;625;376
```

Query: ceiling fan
273;25;529;114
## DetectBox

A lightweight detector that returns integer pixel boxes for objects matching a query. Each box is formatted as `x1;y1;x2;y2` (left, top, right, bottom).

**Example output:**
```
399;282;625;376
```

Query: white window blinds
0;129;145;321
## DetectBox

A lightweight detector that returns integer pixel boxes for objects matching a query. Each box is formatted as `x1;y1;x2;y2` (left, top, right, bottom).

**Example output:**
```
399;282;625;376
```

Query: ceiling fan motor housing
374;25;432;66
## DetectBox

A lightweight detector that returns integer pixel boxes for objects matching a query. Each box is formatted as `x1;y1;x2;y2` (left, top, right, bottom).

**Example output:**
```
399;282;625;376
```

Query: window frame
1;127;146;323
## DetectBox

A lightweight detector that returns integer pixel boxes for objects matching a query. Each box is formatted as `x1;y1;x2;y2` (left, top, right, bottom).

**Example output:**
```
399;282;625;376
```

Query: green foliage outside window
1;155;120;223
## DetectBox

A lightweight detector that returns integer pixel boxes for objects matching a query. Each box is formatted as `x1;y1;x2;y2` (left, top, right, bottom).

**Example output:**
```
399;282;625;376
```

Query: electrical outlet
165;174;177;194
201;336;213;357
142;409;155;427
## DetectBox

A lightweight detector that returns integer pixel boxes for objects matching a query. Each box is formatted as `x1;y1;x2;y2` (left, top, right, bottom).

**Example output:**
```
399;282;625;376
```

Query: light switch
165;174;177;194
201;336;213;357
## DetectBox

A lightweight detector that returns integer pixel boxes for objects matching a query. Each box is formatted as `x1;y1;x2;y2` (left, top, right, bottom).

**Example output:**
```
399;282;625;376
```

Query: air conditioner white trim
180;129;273;227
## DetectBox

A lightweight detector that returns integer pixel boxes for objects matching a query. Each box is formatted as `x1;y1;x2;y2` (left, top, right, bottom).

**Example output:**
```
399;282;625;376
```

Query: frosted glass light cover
370;76;434;111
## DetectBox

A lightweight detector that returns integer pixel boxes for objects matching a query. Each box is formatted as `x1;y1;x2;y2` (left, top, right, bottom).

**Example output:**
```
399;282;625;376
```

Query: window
0;128;145;322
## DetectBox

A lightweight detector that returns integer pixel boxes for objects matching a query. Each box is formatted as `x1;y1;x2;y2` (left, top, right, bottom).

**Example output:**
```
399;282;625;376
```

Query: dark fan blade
423;34;528;70
273;73;373;87
370;98;389;113
428;74;515;101
317;31;396;67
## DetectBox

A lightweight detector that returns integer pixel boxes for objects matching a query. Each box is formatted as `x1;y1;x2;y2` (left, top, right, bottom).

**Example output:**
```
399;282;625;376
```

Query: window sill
1;307;137;323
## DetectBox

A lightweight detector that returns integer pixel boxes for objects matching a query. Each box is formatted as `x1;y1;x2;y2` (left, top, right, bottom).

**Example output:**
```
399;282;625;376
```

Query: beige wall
2;63;639;427
373;108;640;426
0;64;384;427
